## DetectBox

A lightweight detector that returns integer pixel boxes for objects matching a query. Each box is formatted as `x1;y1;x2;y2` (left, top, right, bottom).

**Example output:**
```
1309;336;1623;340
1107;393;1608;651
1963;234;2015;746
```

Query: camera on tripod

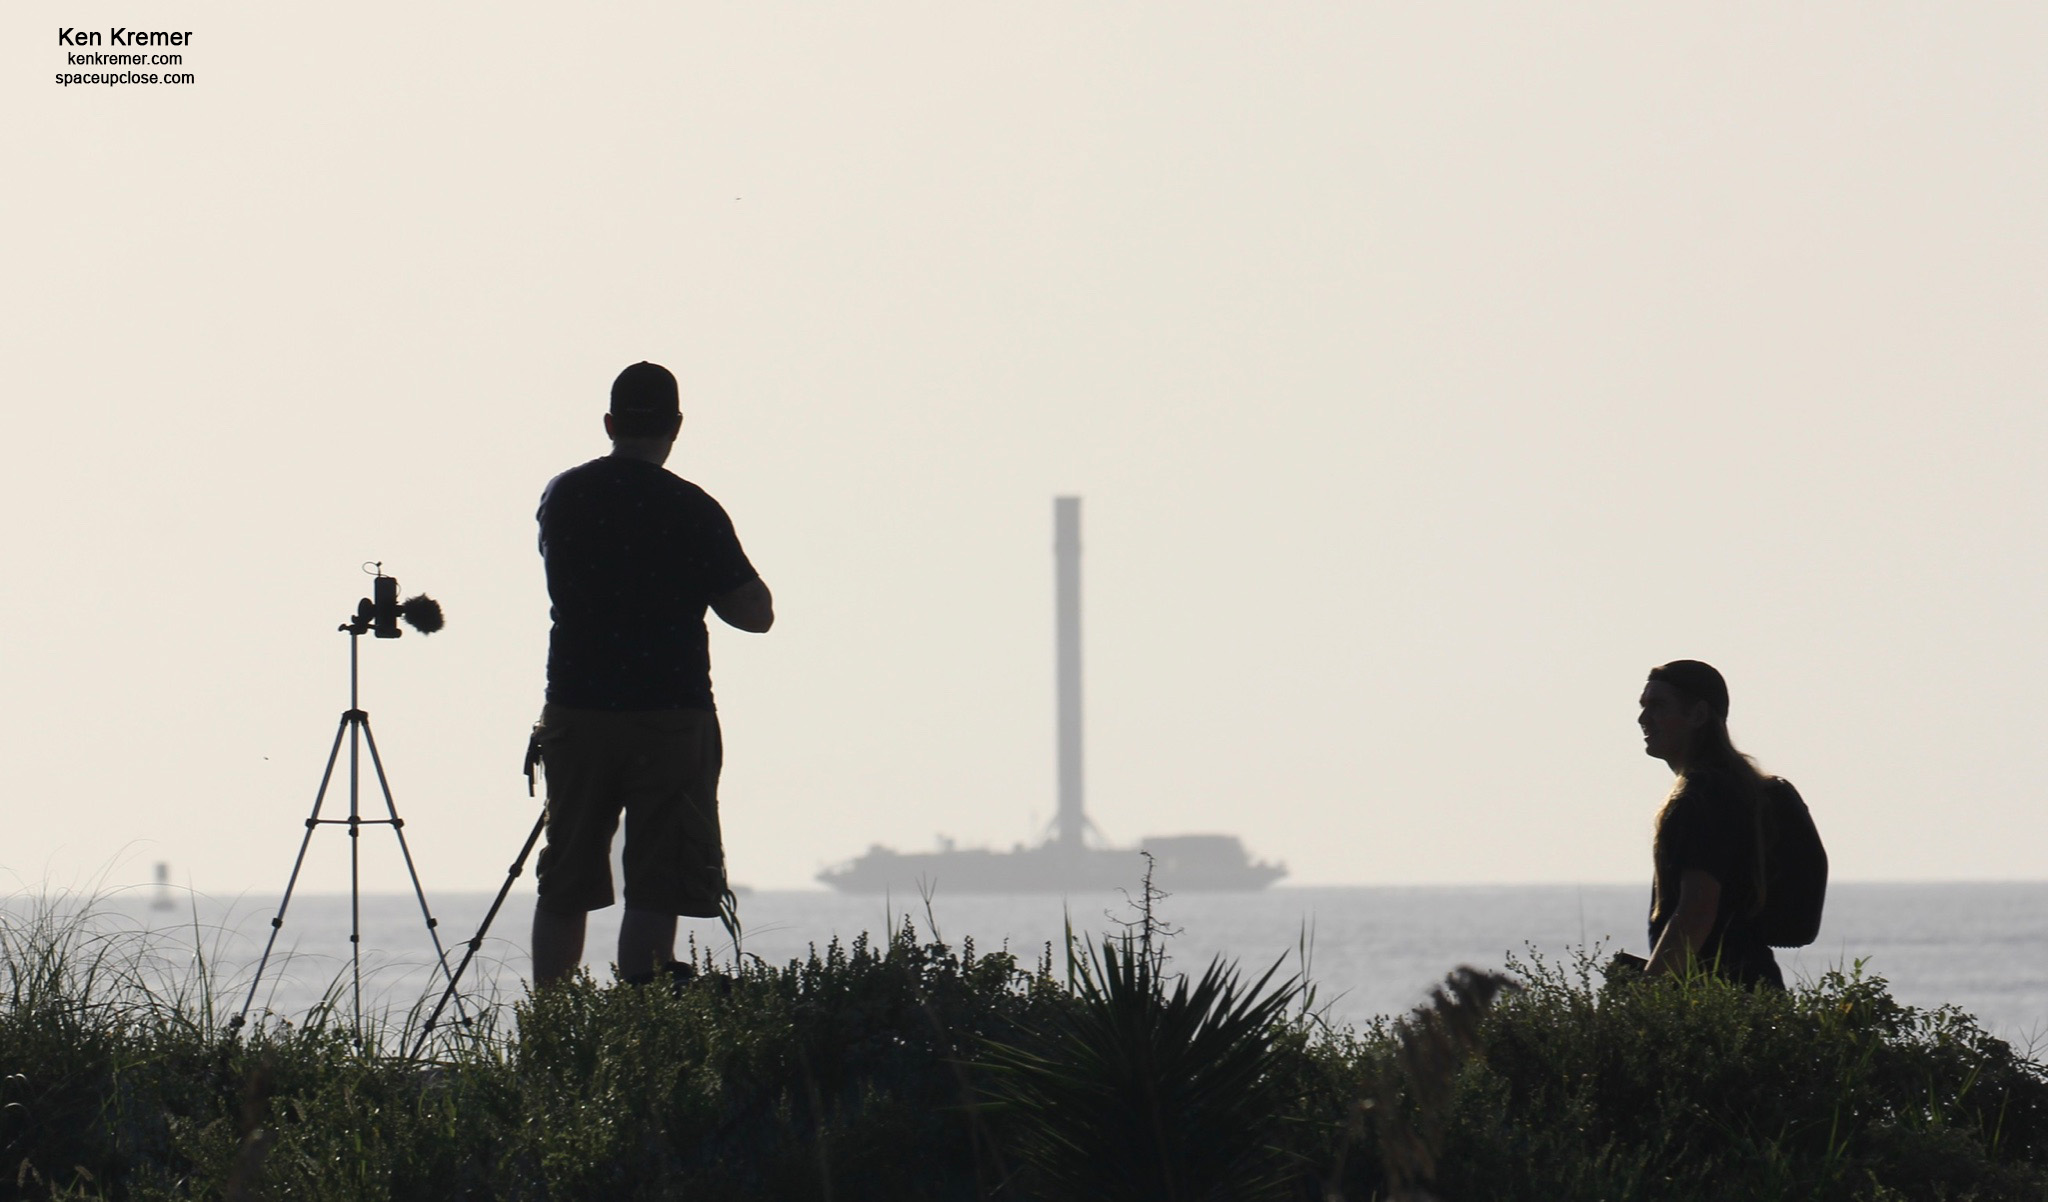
345;566;444;639
238;562;463;1045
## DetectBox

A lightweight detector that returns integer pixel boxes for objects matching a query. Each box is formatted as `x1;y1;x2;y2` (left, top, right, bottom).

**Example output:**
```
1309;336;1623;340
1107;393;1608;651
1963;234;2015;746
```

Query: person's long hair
1652;713;1772;922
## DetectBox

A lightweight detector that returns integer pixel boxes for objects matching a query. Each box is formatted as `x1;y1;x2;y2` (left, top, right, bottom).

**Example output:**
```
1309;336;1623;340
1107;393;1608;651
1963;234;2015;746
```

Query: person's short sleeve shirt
1648;771;1769;972
538;457;758;710
1657;783;1748;891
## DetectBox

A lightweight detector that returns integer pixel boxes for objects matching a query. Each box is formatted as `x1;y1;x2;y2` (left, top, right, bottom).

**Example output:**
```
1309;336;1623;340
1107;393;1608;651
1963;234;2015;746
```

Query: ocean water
15;883;2047;1050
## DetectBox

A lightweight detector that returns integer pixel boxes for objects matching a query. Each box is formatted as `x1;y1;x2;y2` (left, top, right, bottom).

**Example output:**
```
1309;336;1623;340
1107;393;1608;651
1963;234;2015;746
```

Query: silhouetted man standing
529;361;773;986
1636;660;1783;987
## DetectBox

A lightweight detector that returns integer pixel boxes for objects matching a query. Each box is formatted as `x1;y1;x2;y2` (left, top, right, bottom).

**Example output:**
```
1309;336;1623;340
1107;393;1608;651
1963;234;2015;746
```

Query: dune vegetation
2;885;2045;1201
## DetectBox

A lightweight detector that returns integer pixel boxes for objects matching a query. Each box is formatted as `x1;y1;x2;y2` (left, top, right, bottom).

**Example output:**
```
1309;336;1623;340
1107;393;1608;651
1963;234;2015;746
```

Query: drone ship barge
817;498;1286;896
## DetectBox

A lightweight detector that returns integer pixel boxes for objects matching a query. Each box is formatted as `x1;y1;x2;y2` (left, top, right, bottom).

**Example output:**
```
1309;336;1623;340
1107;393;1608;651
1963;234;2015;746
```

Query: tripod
235;602;470;1044
411;773;546;1060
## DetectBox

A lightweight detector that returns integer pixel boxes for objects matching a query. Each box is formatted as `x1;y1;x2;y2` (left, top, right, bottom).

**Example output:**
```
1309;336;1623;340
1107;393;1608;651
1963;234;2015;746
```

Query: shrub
1425;947;2048;1202
502;920;1063;1200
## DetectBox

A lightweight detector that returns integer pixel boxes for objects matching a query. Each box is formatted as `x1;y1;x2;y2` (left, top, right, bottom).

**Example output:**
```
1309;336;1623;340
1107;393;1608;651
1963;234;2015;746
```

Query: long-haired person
1637;660;1784;988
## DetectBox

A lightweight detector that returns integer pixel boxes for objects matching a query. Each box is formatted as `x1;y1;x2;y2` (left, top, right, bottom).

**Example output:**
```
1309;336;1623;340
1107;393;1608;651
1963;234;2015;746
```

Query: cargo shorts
530;703;726;918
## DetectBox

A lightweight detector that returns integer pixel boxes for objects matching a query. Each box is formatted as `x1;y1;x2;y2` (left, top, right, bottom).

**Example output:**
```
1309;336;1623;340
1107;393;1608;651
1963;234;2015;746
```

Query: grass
2;891;2045;1201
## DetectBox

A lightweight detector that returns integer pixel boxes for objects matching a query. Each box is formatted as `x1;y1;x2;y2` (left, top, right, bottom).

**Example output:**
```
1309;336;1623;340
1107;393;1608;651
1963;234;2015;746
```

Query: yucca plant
978;925;1302;1202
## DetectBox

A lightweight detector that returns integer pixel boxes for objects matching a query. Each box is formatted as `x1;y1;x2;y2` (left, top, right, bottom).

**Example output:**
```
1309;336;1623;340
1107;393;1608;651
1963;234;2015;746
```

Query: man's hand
711;577;774;633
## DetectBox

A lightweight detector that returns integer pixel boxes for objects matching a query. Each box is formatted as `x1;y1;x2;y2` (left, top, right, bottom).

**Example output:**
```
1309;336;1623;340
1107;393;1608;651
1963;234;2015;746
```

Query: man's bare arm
711;577;774;633
1645;869;1720;976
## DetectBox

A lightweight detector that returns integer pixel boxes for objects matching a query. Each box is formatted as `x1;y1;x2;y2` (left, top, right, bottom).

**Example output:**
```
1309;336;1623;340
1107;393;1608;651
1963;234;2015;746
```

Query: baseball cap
610;361;680;419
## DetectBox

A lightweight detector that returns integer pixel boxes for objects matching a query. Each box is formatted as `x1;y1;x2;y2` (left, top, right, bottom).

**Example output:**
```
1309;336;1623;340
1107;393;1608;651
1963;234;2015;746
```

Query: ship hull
817;836;1286;895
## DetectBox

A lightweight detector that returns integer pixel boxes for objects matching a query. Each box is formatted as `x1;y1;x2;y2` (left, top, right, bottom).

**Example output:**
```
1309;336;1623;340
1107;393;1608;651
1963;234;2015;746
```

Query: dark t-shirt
1648;770;1781;986
539;456;758;711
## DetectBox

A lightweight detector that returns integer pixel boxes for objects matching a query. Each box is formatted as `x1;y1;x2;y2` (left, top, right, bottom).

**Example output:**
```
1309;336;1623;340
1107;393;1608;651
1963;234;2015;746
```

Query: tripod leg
235;713;350;1030
409;809;547;1061
348;709;366;1044
359;716;477;1032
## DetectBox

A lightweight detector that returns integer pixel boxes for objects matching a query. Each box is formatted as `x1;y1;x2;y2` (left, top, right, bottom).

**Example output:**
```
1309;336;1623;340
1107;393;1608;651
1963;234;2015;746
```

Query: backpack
1756;777;1828;947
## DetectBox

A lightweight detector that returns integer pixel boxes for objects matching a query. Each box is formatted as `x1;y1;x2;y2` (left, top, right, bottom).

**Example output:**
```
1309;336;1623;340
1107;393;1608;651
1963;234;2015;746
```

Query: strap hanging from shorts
523;731;544;797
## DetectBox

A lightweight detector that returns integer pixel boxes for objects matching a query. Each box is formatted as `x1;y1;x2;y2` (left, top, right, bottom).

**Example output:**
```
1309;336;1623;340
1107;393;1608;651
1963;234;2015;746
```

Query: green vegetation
1428;949;2048;1200
978;922;1303;1201
2;893;2045;1201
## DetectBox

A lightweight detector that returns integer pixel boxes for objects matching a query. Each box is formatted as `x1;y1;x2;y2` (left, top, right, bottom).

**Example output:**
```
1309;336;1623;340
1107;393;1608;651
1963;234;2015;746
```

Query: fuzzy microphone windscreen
402;594;444;634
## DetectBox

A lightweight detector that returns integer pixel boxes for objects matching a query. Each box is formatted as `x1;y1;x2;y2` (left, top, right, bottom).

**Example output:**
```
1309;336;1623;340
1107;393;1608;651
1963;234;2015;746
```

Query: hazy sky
6;5;2044;897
